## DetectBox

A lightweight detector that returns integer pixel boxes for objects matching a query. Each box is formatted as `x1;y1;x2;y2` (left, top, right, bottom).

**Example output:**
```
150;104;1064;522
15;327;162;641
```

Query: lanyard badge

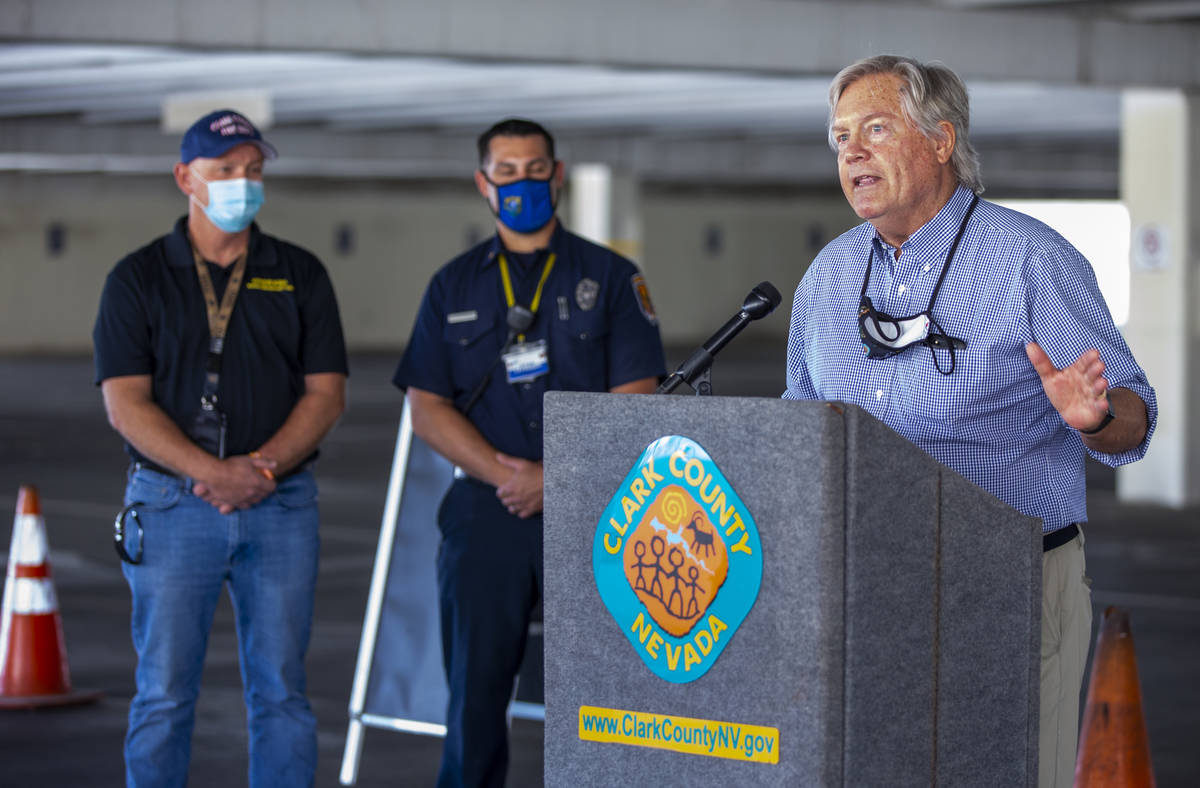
503;339;549;383
497;252;557;384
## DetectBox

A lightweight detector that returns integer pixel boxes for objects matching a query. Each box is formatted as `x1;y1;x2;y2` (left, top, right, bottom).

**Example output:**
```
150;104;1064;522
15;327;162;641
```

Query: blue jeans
121;466;320;788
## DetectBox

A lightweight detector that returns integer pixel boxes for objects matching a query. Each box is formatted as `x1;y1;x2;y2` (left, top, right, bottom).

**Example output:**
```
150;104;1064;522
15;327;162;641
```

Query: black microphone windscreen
507;305;535;333
743;281;782;319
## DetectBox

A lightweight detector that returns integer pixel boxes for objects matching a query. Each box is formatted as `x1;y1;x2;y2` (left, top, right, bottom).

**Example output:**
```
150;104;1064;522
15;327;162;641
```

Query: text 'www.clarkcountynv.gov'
578;705;779;764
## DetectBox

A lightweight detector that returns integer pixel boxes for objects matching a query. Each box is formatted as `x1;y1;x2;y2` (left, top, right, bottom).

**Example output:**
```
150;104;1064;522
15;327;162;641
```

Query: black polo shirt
93;216;348;465
393;224;666;462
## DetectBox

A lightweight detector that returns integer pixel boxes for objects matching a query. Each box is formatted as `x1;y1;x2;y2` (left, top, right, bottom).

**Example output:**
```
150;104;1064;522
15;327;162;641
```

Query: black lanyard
859;193;980;313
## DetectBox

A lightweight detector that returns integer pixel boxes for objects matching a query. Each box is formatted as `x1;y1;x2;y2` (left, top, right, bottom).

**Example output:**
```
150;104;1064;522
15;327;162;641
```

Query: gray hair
827;55;984;195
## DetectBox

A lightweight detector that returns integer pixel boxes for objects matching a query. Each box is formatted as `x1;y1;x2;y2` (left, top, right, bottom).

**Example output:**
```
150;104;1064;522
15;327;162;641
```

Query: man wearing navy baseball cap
93;109;348;787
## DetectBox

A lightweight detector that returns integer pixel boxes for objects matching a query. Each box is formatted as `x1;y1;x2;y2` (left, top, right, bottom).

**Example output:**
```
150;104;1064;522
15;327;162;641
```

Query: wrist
187;452;225;485
249;450;277;480
1079;397;1116;436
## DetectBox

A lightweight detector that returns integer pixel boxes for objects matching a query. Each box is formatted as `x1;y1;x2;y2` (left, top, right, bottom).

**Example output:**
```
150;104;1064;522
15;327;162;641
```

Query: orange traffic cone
1074;606;1155;787
0;485;101;708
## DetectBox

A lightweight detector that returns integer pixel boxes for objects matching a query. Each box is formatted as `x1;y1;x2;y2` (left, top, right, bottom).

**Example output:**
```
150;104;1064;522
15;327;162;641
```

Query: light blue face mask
485;174;556;234
190;169;265;233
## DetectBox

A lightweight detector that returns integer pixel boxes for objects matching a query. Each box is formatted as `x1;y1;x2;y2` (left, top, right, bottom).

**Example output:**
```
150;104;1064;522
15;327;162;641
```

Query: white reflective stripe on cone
2;576;58;614
8;514;48;566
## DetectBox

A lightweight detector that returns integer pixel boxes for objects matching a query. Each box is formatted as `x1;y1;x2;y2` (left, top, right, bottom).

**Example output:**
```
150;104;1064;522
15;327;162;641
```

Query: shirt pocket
897;349;965;428
441;310;502;395
553;313;611;390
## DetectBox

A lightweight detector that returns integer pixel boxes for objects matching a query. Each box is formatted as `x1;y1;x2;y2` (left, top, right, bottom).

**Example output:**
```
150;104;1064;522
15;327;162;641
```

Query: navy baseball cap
180;109;278;164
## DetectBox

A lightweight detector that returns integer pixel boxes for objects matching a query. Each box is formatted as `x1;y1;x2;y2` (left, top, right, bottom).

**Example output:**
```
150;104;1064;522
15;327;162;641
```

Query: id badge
502;339;549;383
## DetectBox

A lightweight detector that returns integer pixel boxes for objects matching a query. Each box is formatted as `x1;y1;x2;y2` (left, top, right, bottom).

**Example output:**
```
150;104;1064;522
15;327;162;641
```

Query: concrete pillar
568;163;643;264
1116;90;1200;508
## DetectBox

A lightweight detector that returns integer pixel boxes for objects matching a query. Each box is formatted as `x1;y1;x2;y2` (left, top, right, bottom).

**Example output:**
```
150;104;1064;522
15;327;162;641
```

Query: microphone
504;305;536;341
461;306;536;416
656;281;782;395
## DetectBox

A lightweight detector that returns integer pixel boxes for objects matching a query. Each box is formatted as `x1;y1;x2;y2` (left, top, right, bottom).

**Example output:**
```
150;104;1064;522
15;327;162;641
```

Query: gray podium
543;392;1041;786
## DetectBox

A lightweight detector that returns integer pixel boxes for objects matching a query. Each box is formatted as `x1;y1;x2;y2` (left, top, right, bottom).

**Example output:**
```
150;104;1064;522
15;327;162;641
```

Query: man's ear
172;162;194;197
935;121;956;165
553;159;565;188
474;168;492;201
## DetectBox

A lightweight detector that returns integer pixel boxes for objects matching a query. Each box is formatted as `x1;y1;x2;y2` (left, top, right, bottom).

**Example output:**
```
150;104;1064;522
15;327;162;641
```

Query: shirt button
923;264;931;272
522;383;531;390
579;332;589;340
875;389;884;400
529;420;540;430
897;284;906;294
458;338;469;346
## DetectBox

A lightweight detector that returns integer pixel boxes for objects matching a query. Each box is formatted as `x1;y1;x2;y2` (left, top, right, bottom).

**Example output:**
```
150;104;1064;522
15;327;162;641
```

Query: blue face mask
486;175;556;234
190;169;264;233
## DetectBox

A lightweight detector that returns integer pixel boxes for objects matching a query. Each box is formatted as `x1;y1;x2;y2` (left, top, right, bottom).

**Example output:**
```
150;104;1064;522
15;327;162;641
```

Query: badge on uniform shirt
503;339;549;383
631;273;658;326
575;278;600;311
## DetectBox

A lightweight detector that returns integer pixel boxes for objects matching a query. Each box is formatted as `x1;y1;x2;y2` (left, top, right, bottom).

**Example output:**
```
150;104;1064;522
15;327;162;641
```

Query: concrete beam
2;0;1199;90
0;119;1116;194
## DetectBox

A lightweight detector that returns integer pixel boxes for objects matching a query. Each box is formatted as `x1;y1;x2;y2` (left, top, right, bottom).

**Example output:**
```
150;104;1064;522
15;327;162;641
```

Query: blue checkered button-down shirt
784;186;1157;531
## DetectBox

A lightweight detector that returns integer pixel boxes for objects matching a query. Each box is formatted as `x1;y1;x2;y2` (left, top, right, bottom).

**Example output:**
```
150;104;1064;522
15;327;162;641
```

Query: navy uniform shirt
93;216;349;465
393;224;666;461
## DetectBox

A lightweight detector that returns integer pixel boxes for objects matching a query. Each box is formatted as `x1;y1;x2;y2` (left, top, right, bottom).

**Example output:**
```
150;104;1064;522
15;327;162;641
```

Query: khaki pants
1039;528;1093;788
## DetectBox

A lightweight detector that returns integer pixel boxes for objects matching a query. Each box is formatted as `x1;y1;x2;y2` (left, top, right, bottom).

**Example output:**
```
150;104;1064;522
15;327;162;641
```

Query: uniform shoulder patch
631;273;657;326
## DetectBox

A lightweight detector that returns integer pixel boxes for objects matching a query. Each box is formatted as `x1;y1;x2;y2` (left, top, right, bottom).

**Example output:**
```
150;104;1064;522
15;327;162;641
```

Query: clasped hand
192;454;278;514
495;453;543;519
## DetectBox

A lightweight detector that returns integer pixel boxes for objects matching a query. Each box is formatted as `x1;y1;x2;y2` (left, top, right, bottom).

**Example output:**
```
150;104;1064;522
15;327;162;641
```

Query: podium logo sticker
593;436;762;683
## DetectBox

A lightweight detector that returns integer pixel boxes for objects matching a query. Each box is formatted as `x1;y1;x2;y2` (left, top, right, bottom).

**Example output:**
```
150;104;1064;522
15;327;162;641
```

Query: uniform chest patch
245;277;294;292
575;278;600;311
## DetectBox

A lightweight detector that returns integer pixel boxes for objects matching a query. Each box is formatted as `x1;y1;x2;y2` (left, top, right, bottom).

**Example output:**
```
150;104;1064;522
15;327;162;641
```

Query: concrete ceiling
2;0;1197;195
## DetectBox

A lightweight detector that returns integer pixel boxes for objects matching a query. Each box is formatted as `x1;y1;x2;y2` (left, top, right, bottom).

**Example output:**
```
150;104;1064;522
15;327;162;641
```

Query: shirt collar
481;220;565;269
165;216;274;268
871;185;977;262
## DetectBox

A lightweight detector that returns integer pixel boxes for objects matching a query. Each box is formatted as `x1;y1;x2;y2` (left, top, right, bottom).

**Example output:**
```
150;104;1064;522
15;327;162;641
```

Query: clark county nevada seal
593;436;763;683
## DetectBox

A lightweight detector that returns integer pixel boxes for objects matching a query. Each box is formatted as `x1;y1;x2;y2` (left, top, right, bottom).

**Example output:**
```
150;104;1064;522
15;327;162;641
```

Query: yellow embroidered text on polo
245;277;294;292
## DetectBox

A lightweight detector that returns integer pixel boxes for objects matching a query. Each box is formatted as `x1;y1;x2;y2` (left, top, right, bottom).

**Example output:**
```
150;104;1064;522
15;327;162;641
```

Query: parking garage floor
0;352;1196;786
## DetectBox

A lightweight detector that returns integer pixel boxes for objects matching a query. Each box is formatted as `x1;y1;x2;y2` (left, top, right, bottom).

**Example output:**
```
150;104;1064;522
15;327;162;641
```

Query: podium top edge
544;390;860;409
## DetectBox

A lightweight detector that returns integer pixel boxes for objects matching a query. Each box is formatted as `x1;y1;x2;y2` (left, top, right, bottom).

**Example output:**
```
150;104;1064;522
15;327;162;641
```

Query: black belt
132;459;187;479
1043;522;1080;552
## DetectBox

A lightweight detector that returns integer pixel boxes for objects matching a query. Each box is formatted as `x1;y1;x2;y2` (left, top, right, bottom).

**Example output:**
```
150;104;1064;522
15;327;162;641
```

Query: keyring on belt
114;503;145;564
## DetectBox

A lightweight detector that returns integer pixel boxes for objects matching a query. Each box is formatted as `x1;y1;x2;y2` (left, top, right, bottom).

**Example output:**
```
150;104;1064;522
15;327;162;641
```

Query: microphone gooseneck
656;281;782;395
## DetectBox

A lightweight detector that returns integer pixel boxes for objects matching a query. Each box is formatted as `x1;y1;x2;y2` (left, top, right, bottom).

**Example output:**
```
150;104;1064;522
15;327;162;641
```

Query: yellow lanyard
498;252;556;342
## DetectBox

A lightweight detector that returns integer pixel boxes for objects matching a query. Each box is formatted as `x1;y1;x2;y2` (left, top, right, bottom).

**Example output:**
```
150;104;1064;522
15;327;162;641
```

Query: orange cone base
0;686;103;710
